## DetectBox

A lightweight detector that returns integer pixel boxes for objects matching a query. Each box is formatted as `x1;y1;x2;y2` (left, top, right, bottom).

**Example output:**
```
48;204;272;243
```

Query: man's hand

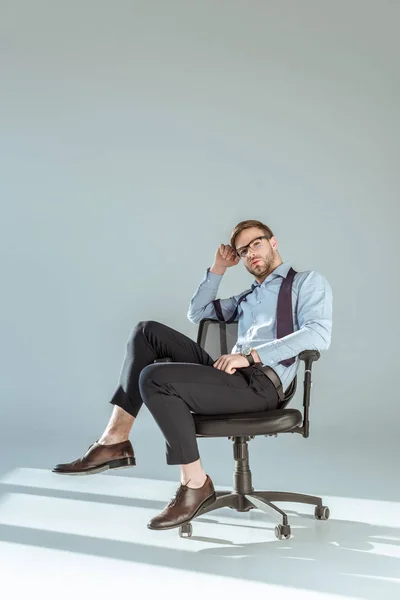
213;353;250;375
210;244;240;274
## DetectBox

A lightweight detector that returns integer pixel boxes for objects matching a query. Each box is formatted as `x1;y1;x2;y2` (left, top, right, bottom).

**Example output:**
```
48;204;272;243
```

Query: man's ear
270;236;278;250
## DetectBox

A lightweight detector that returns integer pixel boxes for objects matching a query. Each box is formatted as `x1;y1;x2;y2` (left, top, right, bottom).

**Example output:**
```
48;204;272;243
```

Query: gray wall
1;1;399;490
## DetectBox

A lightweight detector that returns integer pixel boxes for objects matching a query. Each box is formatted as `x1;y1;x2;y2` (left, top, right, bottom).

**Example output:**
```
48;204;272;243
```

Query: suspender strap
212;289;253;325
212;299;225;323
277;267;297;367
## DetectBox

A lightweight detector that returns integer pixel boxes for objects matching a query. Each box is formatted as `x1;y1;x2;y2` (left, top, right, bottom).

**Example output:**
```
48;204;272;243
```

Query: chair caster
179;522;193;538
315;506;330;520
275;524;291;540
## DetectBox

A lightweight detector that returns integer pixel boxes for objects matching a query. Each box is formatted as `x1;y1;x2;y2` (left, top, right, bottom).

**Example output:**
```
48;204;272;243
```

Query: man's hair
230;220;274;250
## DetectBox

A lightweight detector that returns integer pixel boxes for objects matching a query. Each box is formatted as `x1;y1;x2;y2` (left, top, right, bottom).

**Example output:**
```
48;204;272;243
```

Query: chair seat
194;408;303;437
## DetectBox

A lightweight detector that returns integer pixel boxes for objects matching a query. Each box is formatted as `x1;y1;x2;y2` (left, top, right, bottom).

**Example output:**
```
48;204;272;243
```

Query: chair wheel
315;506;330;520
275;524;291;540
179;522;193;538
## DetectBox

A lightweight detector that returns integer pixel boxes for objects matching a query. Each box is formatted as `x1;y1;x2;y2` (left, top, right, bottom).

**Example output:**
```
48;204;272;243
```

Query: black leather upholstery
194;408;302;437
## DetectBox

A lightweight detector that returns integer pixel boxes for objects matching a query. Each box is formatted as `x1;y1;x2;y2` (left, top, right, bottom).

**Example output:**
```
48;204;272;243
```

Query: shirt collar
251;261;292;289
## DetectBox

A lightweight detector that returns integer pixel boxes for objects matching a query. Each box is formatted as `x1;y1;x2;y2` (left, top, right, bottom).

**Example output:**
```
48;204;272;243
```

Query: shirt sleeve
253;271;333;367
187;268;242;324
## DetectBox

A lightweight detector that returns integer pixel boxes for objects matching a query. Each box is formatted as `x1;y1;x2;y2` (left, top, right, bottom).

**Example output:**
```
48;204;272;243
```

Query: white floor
0;466;399;600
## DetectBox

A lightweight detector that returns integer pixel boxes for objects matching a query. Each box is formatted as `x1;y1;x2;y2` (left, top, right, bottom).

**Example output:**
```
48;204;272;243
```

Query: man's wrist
240;347;262;366
210;264;227;275
242;352;254;366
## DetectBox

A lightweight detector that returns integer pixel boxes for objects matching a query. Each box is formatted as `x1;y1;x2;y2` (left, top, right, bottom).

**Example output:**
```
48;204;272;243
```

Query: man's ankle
182;474;208;489
98;434;129;446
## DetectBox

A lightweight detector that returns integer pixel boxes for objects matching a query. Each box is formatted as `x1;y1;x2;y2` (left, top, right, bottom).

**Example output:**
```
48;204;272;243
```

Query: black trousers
110;321;280;465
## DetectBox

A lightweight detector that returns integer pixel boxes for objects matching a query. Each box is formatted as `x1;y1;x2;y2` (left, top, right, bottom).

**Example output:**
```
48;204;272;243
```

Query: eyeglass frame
235;235;271;259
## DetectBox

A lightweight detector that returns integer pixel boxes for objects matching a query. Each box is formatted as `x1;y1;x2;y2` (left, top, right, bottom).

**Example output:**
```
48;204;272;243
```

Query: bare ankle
181;474;207;489
100;407;134;446
98;432;130;445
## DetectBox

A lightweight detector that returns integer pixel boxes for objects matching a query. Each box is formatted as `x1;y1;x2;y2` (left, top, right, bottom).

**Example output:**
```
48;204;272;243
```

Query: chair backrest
197;319;238;359
197;319;297;406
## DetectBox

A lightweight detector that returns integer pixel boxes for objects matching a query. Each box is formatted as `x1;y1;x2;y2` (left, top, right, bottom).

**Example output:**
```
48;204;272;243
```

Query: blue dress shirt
187;261;333;390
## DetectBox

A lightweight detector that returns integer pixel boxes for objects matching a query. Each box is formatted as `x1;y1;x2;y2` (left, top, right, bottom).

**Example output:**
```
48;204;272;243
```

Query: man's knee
127;320;162;346
139;363;171;401
136;320;162;335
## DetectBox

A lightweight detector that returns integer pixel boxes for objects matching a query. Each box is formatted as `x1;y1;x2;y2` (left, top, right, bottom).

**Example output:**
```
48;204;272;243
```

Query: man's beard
248;255;274;277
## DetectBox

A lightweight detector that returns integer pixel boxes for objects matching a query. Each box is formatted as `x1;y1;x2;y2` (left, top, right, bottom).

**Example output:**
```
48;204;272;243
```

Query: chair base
178;436;330;540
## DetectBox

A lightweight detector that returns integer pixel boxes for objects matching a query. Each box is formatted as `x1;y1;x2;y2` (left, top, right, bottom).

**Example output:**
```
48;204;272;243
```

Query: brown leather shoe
147;475;216;530
52;440;135;475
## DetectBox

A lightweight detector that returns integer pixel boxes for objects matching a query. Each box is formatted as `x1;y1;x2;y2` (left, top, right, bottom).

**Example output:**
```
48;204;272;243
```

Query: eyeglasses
236;235;270;259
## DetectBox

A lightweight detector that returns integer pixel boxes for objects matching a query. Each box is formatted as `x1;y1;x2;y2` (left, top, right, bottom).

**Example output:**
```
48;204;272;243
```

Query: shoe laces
167;481;189;507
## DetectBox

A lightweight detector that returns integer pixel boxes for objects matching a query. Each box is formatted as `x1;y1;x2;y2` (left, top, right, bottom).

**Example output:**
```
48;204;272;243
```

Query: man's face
235;227;278;280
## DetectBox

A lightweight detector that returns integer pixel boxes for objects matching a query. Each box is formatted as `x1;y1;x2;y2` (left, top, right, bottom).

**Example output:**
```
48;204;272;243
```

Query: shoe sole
147;491;217;531
52;456;136;476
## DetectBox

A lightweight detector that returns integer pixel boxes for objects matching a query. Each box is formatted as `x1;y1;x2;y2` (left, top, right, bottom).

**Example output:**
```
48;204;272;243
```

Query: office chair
156;318;329;540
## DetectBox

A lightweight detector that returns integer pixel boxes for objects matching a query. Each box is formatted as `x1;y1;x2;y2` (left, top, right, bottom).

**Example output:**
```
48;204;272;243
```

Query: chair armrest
298;350;320;363
292;350;321;438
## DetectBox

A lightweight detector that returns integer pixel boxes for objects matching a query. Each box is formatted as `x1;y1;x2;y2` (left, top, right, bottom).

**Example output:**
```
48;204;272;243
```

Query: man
53;219;333;531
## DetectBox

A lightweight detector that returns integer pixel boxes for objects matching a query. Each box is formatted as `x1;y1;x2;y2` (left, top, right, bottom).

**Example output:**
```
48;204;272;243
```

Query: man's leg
98;406;134;445
139;361;279;529
52;321;214;475
107;320;214;421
